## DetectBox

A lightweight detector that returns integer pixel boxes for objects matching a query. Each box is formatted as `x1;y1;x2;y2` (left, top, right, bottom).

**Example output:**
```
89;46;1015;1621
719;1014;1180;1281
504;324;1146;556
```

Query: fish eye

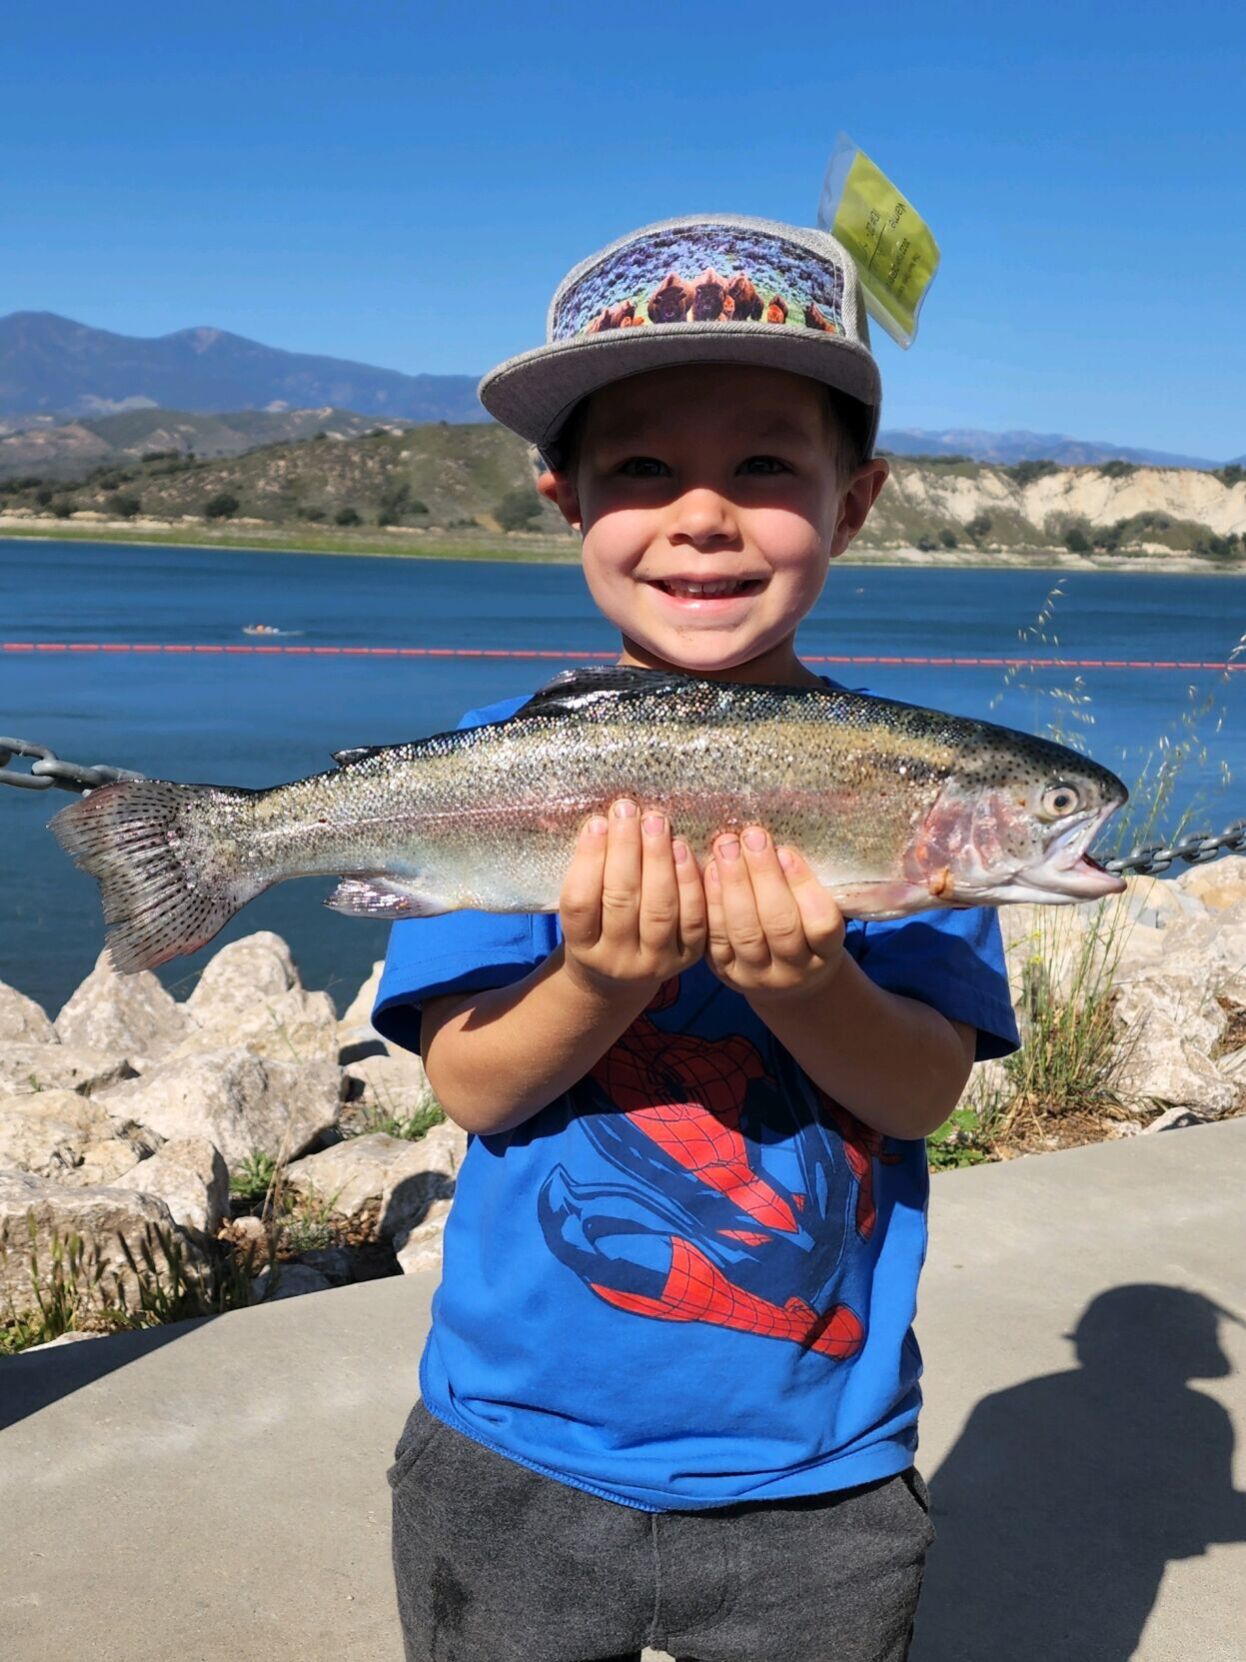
1041;783;1082;818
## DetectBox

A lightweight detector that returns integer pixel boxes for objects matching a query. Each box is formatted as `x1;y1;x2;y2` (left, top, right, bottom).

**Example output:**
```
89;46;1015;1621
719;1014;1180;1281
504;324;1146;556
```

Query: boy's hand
704;828;846;1003
559;800;708;999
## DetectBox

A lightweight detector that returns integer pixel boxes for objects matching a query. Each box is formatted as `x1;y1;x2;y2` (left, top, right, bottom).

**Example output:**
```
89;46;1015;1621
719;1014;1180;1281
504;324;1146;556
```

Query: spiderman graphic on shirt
538;976;900;1361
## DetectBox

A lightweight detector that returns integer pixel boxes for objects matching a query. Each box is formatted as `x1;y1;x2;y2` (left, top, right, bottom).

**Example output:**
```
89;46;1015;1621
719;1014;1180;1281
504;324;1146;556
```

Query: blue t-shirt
373;687;1020;1511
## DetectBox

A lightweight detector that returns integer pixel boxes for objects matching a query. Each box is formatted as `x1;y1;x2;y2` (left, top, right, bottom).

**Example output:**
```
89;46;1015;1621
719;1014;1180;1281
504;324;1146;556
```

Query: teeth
661;580;751;597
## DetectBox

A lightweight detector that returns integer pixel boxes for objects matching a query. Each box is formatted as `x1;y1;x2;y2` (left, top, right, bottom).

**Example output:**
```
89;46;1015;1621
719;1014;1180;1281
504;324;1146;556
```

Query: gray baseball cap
478;213;882;467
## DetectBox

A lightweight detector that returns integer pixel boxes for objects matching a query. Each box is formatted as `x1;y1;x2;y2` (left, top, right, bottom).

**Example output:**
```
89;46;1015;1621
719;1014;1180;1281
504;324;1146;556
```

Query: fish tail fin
51;780;264;972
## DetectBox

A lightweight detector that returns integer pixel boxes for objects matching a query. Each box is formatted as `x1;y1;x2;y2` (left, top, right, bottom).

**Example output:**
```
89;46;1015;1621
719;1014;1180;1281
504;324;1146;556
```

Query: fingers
560;801;705;978
672;833;708;957
770;843;844;957
706;828;845;985
599;798;643;943
558;813;608;947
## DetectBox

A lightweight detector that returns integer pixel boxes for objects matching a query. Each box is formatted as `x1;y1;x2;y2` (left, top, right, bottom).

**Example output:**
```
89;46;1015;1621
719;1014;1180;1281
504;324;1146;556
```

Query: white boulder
0;1090;148;1187
0;983;58;1045
0;1044;134;1098
283;1131;416;1217
0;1169;192;1311
112;1137;230;1235
55;949;189;1067
112;1047;343;1169
380;1120;466;1266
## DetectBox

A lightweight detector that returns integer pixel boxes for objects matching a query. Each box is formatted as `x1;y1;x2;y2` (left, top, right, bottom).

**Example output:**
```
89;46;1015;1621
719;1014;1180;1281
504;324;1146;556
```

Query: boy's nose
666;487;741;547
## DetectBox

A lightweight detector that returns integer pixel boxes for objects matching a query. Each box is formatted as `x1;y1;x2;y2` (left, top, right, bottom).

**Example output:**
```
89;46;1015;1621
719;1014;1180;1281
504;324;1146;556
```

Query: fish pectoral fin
324;877;447;918
830;878;942;920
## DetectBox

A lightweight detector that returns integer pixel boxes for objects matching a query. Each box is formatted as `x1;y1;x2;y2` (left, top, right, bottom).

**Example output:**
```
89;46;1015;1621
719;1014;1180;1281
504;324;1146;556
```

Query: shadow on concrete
0;1314;207;1433
914;1284;1246;1662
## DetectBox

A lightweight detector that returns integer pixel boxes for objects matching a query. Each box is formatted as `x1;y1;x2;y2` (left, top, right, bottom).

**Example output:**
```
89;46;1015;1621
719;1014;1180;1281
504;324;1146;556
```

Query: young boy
374;214;1020;1662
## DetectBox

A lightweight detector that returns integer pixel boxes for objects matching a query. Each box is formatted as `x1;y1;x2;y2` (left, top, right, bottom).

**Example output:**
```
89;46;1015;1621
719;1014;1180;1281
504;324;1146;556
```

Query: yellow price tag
818;135;940;349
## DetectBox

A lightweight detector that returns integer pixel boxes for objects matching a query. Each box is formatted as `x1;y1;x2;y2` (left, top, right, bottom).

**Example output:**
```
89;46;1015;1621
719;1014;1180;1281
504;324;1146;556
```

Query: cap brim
478;323;881;462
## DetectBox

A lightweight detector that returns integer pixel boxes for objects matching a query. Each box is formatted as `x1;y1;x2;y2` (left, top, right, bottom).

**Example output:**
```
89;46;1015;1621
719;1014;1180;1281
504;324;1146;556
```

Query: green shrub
1006;459;1059;487
1064;526;1091;554
1099;459;1137;478
494;487;542;532
965;514;993;542
334;507;362;527
204;492;240;520
939;529;958;549
1093;520;1125;552
915;535;938;552
50;498;75;519
105;491;142;519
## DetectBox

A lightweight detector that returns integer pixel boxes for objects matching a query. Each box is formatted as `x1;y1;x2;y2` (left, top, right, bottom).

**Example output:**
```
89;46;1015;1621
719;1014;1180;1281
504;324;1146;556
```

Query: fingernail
743;827;767;852
777;846;796;871
673;838;689;865
642;813;666;836
586;816;608;836
614;799;637;819
717;837;740;862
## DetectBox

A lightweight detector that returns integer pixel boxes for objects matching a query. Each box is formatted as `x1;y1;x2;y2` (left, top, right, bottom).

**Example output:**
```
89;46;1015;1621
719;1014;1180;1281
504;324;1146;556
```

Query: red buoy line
1;641;1243;671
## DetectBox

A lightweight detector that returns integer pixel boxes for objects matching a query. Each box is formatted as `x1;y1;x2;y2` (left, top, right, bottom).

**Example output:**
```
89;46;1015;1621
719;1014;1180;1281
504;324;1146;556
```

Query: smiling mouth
649;578;764;598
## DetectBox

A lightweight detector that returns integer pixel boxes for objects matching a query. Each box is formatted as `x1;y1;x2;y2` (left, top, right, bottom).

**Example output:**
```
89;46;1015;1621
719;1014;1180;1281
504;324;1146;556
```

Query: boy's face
538;364;887;685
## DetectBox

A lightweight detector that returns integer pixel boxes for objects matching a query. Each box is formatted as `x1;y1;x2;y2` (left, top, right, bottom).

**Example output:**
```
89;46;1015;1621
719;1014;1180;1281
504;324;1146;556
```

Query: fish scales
49;667;1130;972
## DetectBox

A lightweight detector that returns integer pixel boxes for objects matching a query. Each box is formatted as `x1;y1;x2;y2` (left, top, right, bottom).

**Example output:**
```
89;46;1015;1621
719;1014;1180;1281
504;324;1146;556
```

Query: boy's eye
738;455;792;475
618;456;670;477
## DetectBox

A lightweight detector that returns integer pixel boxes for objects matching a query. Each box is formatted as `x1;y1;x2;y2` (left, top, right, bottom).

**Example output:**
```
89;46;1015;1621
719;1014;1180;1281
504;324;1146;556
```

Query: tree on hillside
965;514;993;544
1064;527;1091;554
204;492;240;520
376;482;430;525
335;507;362;526
494;487;542;532
106;492;142;519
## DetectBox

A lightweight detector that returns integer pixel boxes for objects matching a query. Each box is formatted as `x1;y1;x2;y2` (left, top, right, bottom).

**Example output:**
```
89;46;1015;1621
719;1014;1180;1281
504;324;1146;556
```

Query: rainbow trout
51;667;1128;972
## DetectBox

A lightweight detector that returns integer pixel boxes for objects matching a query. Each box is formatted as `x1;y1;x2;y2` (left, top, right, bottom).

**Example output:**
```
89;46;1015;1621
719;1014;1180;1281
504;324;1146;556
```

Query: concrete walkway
3;1120;1244;1662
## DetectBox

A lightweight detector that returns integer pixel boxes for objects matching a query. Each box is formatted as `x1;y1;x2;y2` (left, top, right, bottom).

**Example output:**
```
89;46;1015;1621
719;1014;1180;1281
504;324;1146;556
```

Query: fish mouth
1017;807;1127;901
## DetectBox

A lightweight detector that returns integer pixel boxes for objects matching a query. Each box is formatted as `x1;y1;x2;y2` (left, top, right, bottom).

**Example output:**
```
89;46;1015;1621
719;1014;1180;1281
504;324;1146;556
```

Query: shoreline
1;517;1243;576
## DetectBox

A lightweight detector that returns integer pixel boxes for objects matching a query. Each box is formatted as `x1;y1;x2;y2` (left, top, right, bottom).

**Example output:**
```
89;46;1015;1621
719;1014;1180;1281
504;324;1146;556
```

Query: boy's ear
536;468;583;530
829;457;889;560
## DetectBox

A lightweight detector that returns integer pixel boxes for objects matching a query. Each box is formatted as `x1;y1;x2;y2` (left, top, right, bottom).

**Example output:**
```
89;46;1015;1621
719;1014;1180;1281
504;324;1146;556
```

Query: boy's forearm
749;954;976;1141
420;947;657;1136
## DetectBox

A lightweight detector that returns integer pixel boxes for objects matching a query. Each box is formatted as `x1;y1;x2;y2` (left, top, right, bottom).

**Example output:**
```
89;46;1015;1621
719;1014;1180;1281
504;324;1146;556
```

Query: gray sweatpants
388;1401;934;1662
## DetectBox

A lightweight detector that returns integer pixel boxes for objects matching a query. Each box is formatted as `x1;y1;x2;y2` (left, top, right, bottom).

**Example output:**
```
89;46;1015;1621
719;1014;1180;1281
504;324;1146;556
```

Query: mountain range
0;311;482;424
1;311;1240;470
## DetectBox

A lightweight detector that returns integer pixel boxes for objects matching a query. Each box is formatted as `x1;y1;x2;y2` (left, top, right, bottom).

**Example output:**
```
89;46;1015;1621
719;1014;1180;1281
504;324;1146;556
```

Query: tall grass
936;595;1243;1164
0;1212;275;1355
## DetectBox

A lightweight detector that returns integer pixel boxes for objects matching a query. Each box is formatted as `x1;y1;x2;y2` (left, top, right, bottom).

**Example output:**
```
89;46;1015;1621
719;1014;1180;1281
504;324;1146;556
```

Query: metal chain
2;730;1245;878
1102;820;1246;877
0;736;145;793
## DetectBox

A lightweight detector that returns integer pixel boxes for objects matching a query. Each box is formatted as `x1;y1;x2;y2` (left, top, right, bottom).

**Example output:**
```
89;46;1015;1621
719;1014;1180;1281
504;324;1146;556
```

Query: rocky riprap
2;860;1244;1348
0;930;465;1341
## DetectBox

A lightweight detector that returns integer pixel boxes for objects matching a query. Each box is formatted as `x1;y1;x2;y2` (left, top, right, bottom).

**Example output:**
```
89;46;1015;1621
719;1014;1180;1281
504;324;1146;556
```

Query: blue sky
6;0;1245;458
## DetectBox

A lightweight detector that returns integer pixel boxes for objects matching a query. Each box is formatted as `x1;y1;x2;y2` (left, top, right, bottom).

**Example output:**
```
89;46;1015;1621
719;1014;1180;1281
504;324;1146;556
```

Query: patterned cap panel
552;224;848;342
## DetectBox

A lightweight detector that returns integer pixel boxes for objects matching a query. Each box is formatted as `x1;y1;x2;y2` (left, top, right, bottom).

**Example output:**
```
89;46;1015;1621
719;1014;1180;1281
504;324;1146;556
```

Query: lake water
3;539;1244;1016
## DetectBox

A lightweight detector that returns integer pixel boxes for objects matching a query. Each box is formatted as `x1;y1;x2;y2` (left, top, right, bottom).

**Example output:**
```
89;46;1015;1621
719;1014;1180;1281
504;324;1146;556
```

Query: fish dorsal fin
516;666;695;718
332;745;382;767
